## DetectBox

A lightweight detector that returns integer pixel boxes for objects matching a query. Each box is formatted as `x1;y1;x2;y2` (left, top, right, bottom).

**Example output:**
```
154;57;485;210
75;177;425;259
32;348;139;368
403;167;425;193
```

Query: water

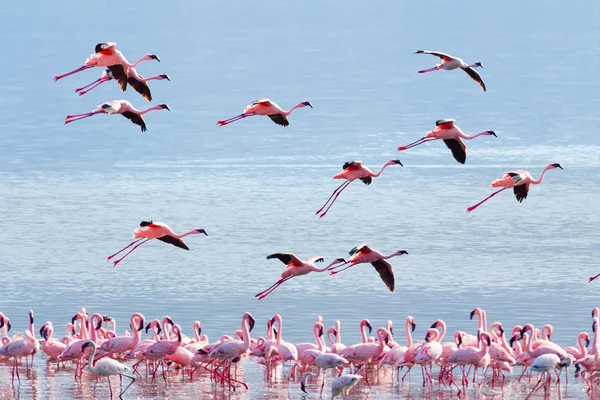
1;0;599;398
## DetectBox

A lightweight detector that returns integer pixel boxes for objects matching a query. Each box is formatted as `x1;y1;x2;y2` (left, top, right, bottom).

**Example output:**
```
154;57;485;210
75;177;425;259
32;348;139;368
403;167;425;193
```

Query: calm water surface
1;0;599;399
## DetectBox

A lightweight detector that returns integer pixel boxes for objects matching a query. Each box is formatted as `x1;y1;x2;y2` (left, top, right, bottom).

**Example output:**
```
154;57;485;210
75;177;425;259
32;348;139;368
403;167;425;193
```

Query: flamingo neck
130;56;149;68
137;105;164;115
437;321;447;342
459;130;491;140
405;320;413;347
275;316;283;346
326;329;336;346
372;161;395;177
530;165;554;184
360;322;369;343
142;74;166;82
132;315;141;341
336;321;342;344
283;102;304;116
311;259;341;272
87;342;98;369
579;335;588;357
193;322;201;342
177;230;201;239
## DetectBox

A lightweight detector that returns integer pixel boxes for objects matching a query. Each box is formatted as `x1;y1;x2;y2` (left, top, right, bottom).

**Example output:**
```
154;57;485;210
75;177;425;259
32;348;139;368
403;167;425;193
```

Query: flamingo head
474;62;483;68
551;163;563;170
39;324;48;339
81;341;93;352
333;258;346;264
391;159;403;166
318;325;324;337
195;228;208;235
159;104;171;111
301;101;313;108
395;250;409;256
487;130;497;137
145;54;161;62
244;312;256;332
159;74;171;81
140;220;153;227
96;319;103;330
364;319;373;334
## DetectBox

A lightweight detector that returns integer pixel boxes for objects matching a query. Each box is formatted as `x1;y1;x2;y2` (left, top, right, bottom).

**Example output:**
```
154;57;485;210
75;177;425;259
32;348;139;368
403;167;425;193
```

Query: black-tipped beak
499;325;504;336
593;320;597;333
197;229;208;235
138;320;144;331
248;315;256;332
457;335;462;348
520;327;527;337
151;54;161;62
390;327;394;336
39;326;46;338
7;321;11;332
430;322;438;329
96;320;102;330
509;336;516;348
332;328;337;336
424;333;430;342
71;315;78;324
366;322;372;334
411;322;416;332
301;381;307;393
161;104;171;111
157;326;162;335
303;101;313;108
469;310;476;320
81;342;91;352
145;323;151;334
161;74;171;81
319;326;324;337
384;335;390;345
488;130;497;137
486;337;491;346
167;317;175;326
586;338;591;347
394;160;403;166
198;327;202;337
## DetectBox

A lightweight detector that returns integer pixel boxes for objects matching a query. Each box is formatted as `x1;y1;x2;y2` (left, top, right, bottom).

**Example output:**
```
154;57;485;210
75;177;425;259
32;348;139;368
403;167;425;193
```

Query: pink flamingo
39;322;67;361
297;323;326;373
414;328;443;387
565;332;589;362
316;159;403;218
380;316;415;370
59;312;104;379
142;323;183;383
82;340;136;399
54;42;159;81
0;329;38;382
296;318;327;355
414;50;486;91
327;320;347;355
256;254;346;299
217;99;312;127
329;244;409;292
343;328;390;386
64;100;171;132
445;331;492;395
526;354;570;399
267;314;298;380
107;221;207;267
76;65;170;101
99;313;145;358
397;119;496;164
466;163;563;213
300;352;349;396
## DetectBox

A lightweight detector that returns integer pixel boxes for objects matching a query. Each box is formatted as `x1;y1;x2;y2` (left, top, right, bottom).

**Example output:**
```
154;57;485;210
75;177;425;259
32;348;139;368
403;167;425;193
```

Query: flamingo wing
268;114;289;127
461;67;487;92
442;138;467;164
120;111;147;132
250;99;272;106
349;244;370;256
342;161;362;170
128;75;152;102
371;259;395;292
108;65;128;92
101;101;122;114
415;50;452;59
513;184;529;202
95;42;116;54
435;119;455;127
156;235;190;250
267;253;302;266
507;171;525;185
359;176;372;185
305;256;325;264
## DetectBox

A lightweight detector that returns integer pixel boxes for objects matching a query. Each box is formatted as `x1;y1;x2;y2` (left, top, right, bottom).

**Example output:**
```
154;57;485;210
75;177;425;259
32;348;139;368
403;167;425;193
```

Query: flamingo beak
366;322;372;334
487;130;497;137
469;310;476;320
248;316;256;332
411;322;416;332
586;338;591;347
145;323;152;334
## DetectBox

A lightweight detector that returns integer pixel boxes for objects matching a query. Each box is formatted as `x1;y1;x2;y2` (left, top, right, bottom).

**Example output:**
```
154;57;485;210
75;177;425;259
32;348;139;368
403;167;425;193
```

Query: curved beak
411;322;416;332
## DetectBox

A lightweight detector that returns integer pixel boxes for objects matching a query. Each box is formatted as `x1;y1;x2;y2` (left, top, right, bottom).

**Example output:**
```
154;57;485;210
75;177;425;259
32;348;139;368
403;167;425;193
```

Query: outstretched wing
268;114;289;127
461;67;486;92
121;111;147;132
360;176;372;185
305;256;325;264
415;50;452;59
442;138;467;164
107;65;128;92
436;119;455;127
267;252;302;266
250;99;272;106
156;235;190;250
128;76;152;102
513;184;529;203
371;259;395;292
349;244;369;256
342;161;360;170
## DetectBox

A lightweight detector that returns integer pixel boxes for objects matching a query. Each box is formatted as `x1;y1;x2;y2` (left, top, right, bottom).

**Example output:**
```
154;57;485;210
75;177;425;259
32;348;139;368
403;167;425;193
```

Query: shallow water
1;0;599;398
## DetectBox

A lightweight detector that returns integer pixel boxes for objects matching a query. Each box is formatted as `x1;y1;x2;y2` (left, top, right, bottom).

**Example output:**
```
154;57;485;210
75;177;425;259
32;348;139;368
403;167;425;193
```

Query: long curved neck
326;329;336;346
593;317;599;355
578;334;588;357
162;318;172;340
372;161;395;177
79;315;89;340
275;316;283;346
530;165;554;184
132;314;141;342
312;324;320;344
360;321;368;343
141;74;165;82
177;230;200;239
130;56;149;68
459;130;490;140
336;321;341;344
310;260;341;272
405;319;413;347
437;321;447;342
193;322;201;342
87;342;97;370
283;102;305;116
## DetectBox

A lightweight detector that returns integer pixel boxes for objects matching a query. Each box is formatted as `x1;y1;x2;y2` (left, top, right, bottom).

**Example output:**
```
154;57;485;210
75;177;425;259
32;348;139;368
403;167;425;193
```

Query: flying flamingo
316;159;403;218
64;100;170;132
414;50;486;91
397;119;496;164
217;99;312;127
54;42;159;81
328;244;409;292
76;65;170;101
466;163;563;213
255;254;347;299
107;221;207;267
82;340;136;399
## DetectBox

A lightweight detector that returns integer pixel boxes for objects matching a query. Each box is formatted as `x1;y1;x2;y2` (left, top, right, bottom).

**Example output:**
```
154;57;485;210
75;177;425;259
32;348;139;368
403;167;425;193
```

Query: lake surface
0;0;599;398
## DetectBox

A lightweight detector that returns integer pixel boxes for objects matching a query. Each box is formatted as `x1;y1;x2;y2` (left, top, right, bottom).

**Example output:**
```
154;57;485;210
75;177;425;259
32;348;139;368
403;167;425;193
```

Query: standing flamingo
0;330;38;382
329;244;409;292
40;322;67;361
316;159;403;218
466;163;563;213
267;314;298;380
76;65;170;101
397;119;496;164
414;50;486;91
64;100;170;132
99;313;145;358
330;374;362;399
327;320;347;355
142;323;183;383
256;254;346;299
343;328;390;386
217;99;312;127
54;42;159;81
526;354;570;399
107;221;207;267
445;331;492;395
300;353;349;396
82;340;136;399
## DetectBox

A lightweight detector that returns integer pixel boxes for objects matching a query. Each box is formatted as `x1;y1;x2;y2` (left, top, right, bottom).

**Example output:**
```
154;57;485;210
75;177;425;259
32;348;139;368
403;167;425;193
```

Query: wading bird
54;42;159;82
64;100;170;132
329;244;409;292
107;221;207;267
466;163;563;213
316;160;403;218
330;374;362;399
256;254;347;299
217;99;312;127
82;340;135;399
397;119;496;164
414;50;486;91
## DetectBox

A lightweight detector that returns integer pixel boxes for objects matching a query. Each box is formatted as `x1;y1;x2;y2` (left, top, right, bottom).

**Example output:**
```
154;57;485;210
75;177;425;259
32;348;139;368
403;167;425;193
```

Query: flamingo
142;323;183;383
327;320;347;355
64;100;171;132
329;244;409;292
82;340;135;399
316;159;403;218
330;374;362;399
54;42;159;81
397;119;496;164
414;50;486;91
99;312;145;358
107;221;207;267
76;65;170;101
467;163;563;212
414;328;443;387
267;314;298;380
300;353;349;396
217;99;312;127
256;254;346;299
445;331;492;394
0;330;38;382
343;328;389;386
39;322;67;361
526;354;570;399
379;316;415;370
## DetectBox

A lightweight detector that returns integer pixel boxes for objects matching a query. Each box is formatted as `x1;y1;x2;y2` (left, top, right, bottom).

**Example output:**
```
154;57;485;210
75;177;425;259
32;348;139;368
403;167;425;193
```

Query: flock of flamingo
0;41;564;399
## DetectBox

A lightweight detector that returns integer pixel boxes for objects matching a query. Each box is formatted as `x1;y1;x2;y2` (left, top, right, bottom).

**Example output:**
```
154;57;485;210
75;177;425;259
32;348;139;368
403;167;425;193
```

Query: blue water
0;0;599;398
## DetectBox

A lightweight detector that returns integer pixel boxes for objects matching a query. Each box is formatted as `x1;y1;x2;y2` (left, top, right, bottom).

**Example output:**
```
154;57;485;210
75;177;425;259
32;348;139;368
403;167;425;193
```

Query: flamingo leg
466;187;507;213
318;181;353;218
54;65;93;81
119;375;135;398
329;262;358;275
75;77;105;92
316;181;350;215
397;137;435;151
107;238;145;261
77;78;108;96
589;273;600;283
255;276;293;299
418;65;443;74
217;113;253;126
111;239;150;267
64;112;101;124
107;376;113;398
